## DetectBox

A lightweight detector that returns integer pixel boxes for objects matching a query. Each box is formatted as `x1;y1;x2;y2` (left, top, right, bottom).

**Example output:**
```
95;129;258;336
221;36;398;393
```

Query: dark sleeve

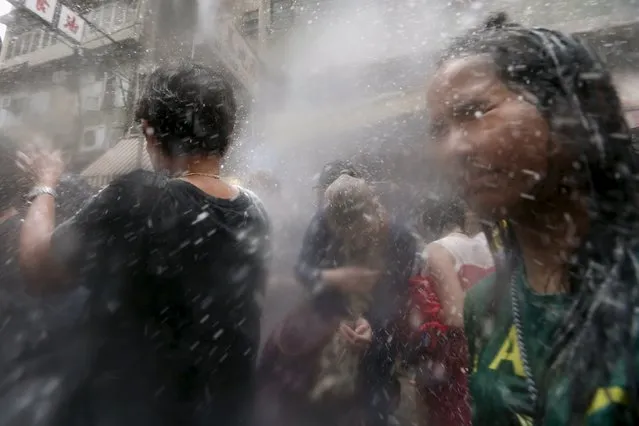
51;170;153;284
294;211;330;293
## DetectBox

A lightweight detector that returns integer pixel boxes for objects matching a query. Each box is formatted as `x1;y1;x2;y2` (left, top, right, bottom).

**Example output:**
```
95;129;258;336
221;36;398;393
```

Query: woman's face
427;55;552;218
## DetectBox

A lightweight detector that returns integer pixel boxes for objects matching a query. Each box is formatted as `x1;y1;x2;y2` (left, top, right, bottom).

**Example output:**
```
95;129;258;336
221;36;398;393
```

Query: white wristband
27;186;57;201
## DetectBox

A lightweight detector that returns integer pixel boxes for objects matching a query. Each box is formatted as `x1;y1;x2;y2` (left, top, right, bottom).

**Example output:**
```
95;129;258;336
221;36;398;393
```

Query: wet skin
427;55;552;217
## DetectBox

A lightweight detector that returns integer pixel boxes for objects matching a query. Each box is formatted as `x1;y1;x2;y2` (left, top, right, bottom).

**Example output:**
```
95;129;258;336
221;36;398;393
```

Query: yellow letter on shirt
488;326;526;377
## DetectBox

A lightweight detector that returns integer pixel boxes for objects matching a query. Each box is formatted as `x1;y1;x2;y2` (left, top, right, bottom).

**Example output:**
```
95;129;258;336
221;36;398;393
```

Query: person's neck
509;193;588;294
442;224;464;238
172;156;222;176
171;155;239;200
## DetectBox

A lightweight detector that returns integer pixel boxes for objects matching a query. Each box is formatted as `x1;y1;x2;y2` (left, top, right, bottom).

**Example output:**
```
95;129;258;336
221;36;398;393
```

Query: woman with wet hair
17;63;270;426
427;12;639;426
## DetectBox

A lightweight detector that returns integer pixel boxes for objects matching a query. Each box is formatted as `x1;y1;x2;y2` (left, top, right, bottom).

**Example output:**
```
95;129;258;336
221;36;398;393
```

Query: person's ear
141;120;157;145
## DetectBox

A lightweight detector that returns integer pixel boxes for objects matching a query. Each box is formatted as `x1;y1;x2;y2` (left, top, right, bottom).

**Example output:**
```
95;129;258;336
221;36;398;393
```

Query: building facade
0;0;264;174
0;0;143;170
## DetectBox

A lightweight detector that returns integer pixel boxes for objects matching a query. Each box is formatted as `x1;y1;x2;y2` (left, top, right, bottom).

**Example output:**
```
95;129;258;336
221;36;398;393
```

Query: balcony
0;0;141;70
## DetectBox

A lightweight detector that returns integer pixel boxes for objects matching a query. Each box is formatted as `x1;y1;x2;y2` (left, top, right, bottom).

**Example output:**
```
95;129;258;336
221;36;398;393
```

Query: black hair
315;160;361;191
135;62;237;158
0;137;29;210
422;198;466;238
442;13;639;423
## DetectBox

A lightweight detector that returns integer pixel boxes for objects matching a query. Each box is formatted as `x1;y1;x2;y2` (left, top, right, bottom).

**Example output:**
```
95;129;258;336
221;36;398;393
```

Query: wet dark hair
442;13;639;423
135;63;237;157
0;138;29;210
422;199;466;238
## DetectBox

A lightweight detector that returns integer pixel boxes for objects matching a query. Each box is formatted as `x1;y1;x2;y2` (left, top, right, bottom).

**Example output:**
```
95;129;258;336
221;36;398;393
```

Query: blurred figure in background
258;167;416;426
406;200;493;426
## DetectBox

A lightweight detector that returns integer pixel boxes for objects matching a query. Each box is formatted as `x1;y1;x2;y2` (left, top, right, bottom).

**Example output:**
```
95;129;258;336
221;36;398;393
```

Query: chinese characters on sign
36;0;48;13
57;5;86;42
25;0;58;23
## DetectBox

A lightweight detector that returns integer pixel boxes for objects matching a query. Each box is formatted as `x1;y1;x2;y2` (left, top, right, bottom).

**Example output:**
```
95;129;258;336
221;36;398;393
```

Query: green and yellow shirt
464;271;635;426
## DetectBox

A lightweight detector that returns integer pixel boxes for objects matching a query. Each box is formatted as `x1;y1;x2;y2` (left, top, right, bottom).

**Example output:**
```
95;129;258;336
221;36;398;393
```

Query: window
41;31;51;48
242;10;259;39
52;70;68;84
31;31;42;52
12;37;23;59
101;4;116;29
4;29;54;59
82;80;106;111
20;33;32;55
4;39;14;60
113;75;130;108
113;3;127;27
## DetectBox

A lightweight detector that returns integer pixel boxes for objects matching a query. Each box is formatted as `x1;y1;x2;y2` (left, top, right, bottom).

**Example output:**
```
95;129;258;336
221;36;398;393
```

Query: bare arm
426;243;466;328
19;190;65;292
18;149;66;294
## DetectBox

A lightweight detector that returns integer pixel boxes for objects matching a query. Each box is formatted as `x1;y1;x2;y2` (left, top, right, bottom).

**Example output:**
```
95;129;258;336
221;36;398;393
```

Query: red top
407;265;494;426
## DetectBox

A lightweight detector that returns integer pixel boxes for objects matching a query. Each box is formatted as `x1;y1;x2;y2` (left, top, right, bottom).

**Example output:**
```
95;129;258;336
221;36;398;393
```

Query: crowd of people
0;12;638;426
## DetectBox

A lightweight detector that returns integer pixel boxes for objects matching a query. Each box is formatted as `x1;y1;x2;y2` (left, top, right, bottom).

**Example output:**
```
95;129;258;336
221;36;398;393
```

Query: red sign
64;15;80;34
35;0;49;13
57;5;86;42
25;0;58;23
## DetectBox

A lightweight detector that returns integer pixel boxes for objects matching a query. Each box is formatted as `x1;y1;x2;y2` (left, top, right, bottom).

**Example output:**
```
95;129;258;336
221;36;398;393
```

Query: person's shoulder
90;170;169;218
465;273;497;315
238;186;270;224
110;169;168;190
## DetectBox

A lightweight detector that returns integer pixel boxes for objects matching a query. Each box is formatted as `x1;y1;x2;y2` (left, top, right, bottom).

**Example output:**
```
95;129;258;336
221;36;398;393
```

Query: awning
81;137;151;185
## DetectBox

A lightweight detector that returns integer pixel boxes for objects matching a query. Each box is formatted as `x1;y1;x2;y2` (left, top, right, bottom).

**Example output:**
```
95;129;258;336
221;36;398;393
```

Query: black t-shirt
41;170;270;426
0;215;90;369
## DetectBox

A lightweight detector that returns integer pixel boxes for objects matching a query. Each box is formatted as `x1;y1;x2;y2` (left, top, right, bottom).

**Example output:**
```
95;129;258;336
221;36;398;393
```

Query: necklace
180;172;221;179
511;265;539;406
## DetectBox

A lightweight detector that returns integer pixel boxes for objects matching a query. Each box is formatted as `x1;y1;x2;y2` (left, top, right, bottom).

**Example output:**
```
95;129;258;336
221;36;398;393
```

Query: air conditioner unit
80;126;106;152
0;96;11;108
52;71;67;84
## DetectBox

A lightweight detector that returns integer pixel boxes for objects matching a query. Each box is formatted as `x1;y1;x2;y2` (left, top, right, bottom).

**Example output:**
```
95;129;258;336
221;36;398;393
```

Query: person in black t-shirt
17;63;270;426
